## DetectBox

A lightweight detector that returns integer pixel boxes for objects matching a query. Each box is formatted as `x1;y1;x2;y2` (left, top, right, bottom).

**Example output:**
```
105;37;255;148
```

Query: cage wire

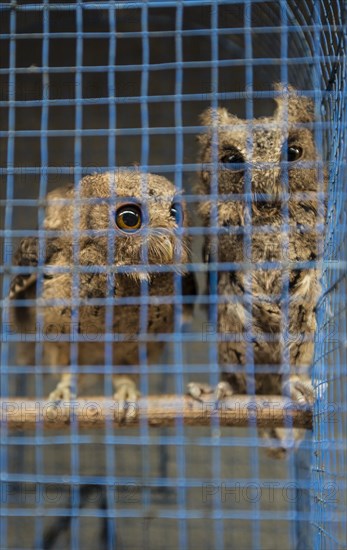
0;1;346;549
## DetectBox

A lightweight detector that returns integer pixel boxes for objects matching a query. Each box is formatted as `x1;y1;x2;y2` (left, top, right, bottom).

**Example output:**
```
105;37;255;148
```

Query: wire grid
311;1;347;547
0;1;346;549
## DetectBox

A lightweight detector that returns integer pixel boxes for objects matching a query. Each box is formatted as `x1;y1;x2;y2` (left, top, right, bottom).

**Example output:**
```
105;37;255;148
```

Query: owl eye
115;204;142;232
170;202;184;225
220;147;245;169
285;144;303;162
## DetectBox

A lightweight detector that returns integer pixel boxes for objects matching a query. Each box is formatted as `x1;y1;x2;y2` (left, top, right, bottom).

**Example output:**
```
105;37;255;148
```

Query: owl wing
9;236;65;335
9;237;40;299
10;183;74;301
9;237;63;299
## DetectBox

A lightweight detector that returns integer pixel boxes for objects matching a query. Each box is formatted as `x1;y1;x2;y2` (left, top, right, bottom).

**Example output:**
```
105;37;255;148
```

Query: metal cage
0;1;346;549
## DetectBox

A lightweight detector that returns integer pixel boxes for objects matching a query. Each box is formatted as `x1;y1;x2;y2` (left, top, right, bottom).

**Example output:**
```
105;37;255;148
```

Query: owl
189;84;326;457
9;170;191;419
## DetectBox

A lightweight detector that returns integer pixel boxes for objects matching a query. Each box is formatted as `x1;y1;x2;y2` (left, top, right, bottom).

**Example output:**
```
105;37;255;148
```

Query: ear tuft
273;82;315;123
197;107;239;145
199;107;231;127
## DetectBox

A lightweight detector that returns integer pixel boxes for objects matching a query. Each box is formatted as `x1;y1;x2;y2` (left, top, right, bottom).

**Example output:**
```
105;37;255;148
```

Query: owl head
44;170;189;279
197;83;326;219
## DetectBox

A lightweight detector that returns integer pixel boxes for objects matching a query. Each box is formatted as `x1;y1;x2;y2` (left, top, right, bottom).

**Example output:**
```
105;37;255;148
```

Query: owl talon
48;381;76;404
215;381;234;401
113;380;140;423
284;376;315;405
187;382;214;402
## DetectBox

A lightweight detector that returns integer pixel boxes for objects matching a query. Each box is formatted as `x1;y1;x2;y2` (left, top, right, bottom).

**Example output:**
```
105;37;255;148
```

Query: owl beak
147;231;187;272
251;168;281;198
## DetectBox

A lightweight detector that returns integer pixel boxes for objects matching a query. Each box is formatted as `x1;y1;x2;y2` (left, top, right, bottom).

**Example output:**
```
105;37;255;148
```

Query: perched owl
9;170;191;418
189;84;326;457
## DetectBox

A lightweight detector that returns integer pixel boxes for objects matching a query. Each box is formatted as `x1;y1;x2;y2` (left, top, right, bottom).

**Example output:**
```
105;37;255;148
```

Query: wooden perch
0;395;312;430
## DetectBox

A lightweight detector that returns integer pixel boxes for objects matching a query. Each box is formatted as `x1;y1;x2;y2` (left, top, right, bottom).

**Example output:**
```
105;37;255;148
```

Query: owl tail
259;427;307;460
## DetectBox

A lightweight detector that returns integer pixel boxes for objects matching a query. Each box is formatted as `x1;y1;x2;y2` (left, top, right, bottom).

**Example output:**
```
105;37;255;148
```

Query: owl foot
48;375;76;404
215;381;235;401
261;376;314;460
283;376;314;405
261;426;305;460
113;378;140;423
187;382;214;402
46;378;76;419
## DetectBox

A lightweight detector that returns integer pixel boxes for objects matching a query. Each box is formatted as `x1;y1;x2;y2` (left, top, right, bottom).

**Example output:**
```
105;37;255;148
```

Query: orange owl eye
115;204;142;232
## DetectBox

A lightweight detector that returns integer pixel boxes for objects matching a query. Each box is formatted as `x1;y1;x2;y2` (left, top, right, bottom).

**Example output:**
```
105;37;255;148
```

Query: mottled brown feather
196;84;326;457
8;170;193;407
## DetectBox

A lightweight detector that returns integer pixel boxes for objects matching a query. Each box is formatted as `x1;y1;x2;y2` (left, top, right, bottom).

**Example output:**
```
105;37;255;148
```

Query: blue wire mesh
0;1;346;549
